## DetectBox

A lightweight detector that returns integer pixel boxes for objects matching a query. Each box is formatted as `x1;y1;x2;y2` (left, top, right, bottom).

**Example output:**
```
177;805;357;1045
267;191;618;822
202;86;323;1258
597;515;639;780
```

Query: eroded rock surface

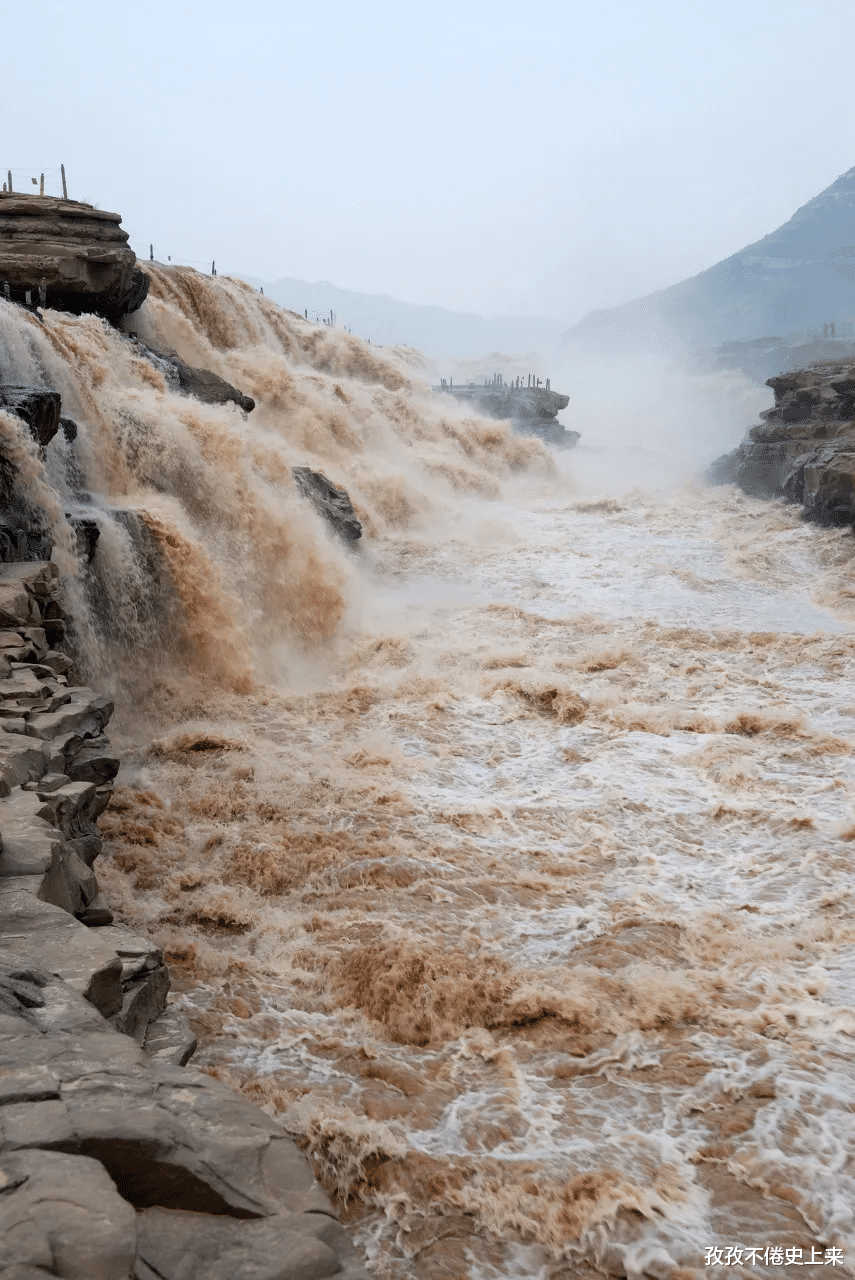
133;340;255;413
0;193;149;322
292;467;363;542
709;361;855;523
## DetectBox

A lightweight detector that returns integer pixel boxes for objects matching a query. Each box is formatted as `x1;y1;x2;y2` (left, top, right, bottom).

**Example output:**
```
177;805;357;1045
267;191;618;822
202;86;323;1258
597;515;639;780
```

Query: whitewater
1;271;853;1279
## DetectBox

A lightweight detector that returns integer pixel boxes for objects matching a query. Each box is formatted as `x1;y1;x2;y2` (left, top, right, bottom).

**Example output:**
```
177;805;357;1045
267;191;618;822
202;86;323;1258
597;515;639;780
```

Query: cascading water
1;271;853;1279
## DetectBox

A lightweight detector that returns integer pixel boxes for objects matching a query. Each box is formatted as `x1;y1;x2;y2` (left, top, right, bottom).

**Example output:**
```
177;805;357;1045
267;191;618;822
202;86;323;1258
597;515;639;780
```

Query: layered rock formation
0;194;149;322
709;362;855;523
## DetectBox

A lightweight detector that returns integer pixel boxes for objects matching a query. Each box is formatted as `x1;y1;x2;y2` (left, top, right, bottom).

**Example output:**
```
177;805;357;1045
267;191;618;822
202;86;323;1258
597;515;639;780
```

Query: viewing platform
433;373;578;445
433;373;569;421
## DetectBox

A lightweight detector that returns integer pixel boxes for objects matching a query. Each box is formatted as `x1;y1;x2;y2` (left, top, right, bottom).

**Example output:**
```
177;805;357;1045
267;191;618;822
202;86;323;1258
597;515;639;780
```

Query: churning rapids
1;271;854;1279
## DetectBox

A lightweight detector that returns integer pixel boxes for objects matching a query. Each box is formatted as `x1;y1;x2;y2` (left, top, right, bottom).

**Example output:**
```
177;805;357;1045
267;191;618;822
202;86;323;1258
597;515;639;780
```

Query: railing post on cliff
61;164;67;200
40;173;44;196
7;171;12;194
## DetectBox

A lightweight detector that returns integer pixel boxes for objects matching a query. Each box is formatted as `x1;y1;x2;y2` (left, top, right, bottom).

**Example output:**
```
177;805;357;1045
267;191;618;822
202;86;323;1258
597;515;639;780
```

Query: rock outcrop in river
436;377;580;447
709;361;855;523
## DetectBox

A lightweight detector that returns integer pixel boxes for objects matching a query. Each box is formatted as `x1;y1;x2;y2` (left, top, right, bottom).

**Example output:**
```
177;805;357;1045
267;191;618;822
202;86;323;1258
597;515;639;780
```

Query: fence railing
2;166;69;199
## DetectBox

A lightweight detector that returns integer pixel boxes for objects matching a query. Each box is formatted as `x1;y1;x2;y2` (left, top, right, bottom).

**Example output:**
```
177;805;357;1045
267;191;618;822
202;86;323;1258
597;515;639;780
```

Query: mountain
562;166;855;357
241;275;568;367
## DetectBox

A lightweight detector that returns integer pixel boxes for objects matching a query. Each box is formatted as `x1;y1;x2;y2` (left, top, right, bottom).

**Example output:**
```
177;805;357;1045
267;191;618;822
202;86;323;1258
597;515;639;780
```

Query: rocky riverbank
709;361;855;522
0;389;368;1277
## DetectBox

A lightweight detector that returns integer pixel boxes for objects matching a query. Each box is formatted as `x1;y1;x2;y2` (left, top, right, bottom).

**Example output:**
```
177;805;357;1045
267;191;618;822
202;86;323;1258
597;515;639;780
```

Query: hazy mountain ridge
241;274;568;366
563;165;855;355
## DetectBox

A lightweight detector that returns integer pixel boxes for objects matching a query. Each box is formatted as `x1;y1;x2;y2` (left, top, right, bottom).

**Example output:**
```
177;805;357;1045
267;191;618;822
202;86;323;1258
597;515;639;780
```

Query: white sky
3;0;854;323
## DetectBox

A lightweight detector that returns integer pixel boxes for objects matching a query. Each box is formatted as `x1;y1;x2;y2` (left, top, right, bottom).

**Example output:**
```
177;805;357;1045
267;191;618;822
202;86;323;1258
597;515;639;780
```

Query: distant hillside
563;165;855;356
242;275;567;366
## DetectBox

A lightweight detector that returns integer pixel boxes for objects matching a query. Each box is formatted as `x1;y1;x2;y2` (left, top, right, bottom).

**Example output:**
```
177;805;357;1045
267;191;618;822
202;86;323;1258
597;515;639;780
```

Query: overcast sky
3;0;854;323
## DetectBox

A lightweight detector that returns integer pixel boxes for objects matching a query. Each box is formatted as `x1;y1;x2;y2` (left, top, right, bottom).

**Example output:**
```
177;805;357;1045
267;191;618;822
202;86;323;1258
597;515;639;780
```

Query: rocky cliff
708;361;855;523
0;194;149;322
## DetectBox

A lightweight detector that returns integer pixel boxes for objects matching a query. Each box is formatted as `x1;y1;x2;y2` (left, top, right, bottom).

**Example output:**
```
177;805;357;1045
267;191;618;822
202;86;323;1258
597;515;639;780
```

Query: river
1;272;853;1278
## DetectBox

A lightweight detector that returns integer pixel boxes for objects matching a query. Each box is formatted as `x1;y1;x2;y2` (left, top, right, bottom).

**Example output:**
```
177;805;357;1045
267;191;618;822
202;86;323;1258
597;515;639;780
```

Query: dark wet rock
0;387;62;448
0;193;149;322
708;361;855;524
170;356;255;413
69;516;99;563
514;420;581;448
292;467;362;541
134;341;255;412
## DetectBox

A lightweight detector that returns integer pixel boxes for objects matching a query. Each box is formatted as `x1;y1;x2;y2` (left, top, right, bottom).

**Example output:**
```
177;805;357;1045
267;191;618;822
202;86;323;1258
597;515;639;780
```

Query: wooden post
39;173;44;195
39;280;46;307
7;171;12;193
150;244;153;261
61;164;67;199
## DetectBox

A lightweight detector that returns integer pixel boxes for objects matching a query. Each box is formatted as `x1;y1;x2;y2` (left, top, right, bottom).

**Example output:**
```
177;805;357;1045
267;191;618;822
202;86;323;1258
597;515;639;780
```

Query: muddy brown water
1;271;852;1278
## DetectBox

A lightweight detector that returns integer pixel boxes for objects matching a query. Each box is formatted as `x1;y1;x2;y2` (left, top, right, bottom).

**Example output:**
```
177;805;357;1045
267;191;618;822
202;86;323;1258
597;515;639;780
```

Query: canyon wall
710;361;855;523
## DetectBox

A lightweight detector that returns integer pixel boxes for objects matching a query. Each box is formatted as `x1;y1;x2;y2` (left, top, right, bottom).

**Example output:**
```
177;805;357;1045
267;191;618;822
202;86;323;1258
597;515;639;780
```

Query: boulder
103;925;170;1043
135;341;255;412
0;733;47;791
0;388;62;449
0;194;149;322
292;468;362;542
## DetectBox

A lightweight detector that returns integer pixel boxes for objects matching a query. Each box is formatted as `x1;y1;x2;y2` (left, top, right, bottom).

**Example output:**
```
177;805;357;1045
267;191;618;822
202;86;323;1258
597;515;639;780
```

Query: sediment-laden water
1;274;852;1278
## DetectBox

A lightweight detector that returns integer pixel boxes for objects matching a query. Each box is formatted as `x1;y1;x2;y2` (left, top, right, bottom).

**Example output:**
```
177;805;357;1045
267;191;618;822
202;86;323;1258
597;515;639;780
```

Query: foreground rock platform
709;361;855;522
0;193;149;322
0;972;367;1278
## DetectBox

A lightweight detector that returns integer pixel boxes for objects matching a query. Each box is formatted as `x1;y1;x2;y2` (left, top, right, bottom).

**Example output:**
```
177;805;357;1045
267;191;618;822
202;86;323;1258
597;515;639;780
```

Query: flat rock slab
142;1006;197;1067
0;788;62;878
0;732;47;791
0;1017;333;1221
135;1207;366;1280
0;1148;136;1280
0;880;122;1016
